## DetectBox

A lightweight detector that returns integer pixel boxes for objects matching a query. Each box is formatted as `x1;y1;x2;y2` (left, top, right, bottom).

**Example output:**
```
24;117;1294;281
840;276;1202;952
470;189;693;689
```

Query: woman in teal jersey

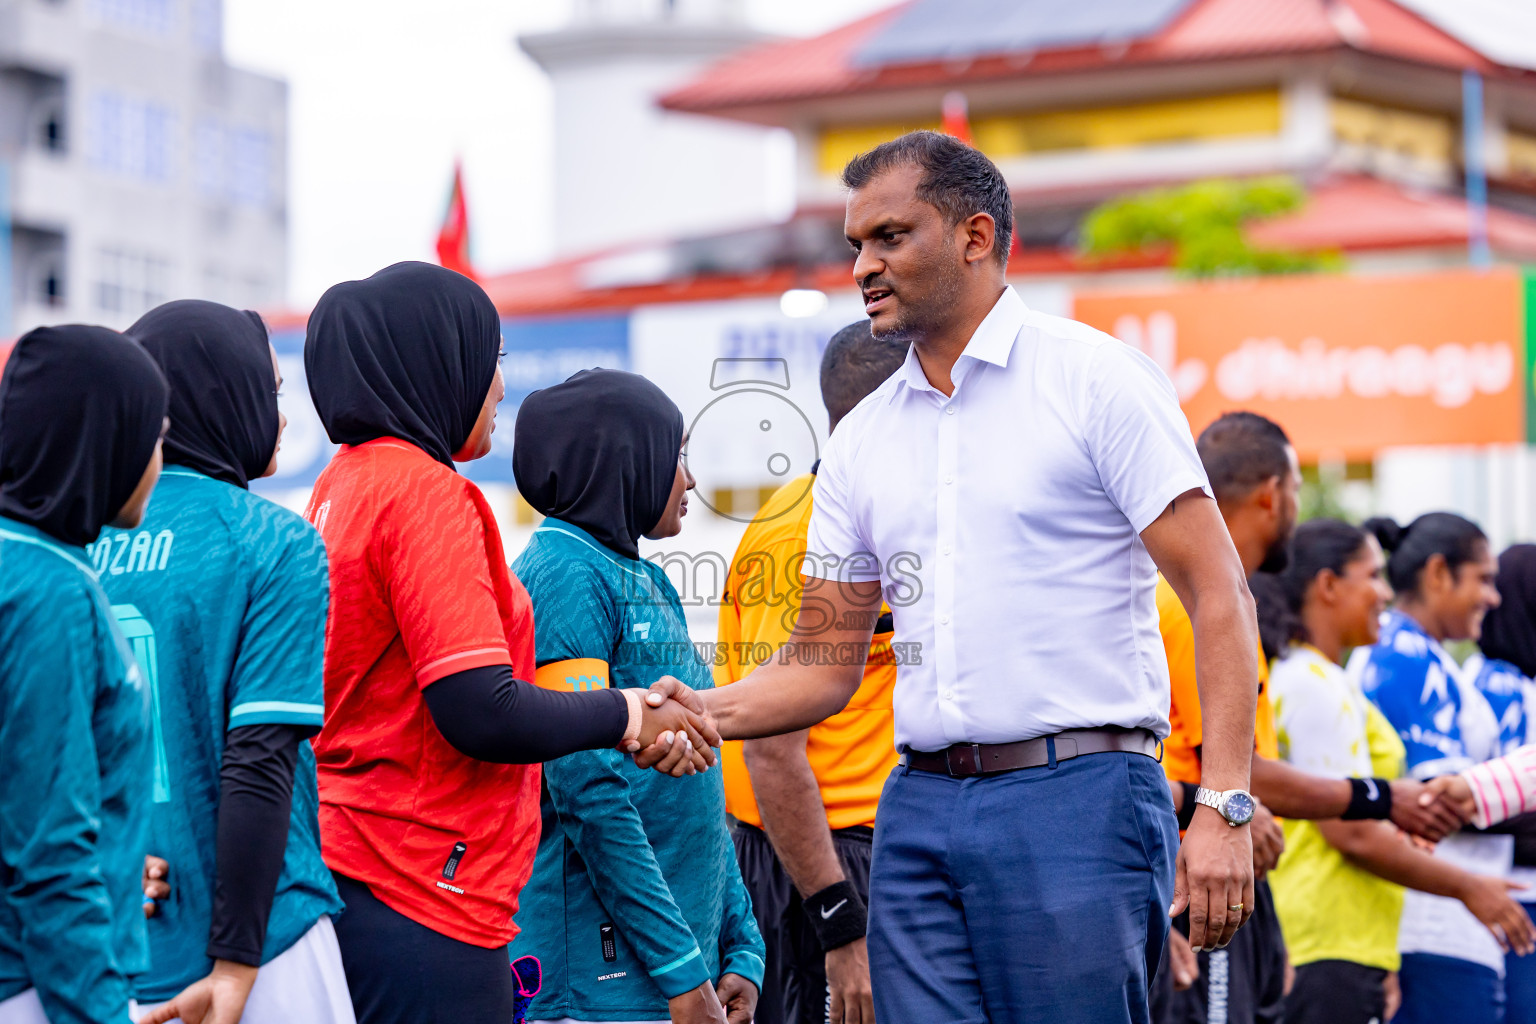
510;369;765;1024
0;324;167;1024
90;300;353;1024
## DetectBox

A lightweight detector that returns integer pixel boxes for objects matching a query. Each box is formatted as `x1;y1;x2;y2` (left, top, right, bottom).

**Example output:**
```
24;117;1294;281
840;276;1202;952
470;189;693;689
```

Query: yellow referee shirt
715;472;898;831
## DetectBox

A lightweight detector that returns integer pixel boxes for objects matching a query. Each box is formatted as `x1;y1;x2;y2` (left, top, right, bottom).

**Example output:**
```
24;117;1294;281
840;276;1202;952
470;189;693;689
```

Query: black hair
1363;512;1487;597
1482;544;1536;677
1253;518;1373;658
841;130;1014;265
820;320;910;430
1195;411;1292;503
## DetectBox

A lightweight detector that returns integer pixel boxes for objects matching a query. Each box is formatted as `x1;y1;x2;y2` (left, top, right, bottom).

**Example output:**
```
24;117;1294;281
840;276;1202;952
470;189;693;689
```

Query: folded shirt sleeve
1465;746;1536;828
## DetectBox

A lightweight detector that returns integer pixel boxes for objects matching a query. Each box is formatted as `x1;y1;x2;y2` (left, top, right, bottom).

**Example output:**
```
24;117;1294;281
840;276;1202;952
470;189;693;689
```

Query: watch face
1224;792;1256;824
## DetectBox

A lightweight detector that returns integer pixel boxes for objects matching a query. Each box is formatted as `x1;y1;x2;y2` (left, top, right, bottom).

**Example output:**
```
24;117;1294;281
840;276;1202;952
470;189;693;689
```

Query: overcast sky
224;0;1536;308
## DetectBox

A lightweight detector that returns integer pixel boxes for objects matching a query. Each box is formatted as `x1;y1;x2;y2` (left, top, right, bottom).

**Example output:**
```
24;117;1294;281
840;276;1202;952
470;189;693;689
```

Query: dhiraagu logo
111;604;170;804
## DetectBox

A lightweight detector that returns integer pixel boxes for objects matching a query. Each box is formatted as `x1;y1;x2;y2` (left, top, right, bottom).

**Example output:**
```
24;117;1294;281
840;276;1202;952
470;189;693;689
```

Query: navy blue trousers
868;751;1178;1024
1397;952;1504;1024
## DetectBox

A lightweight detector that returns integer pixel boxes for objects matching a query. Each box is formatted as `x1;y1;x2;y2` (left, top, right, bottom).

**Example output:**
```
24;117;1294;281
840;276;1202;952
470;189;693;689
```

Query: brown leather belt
902;727;1161;778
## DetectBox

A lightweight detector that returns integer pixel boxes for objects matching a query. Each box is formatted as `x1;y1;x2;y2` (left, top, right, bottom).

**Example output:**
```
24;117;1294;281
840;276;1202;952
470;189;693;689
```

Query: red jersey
306;439;540;947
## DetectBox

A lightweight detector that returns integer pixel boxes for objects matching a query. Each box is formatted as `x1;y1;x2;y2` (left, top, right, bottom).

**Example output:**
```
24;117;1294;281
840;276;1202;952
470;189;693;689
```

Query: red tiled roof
467;176;1536;317
662;0;1497;117
1251;175;1536;255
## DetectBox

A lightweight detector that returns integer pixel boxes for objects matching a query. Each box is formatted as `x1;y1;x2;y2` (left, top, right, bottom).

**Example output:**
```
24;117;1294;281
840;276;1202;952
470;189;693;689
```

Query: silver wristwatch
1194;787;1256;827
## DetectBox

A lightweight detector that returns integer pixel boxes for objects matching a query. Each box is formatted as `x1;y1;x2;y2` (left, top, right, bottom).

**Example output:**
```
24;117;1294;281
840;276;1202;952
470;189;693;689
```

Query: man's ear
1254;476;1280;514
961;212;997;265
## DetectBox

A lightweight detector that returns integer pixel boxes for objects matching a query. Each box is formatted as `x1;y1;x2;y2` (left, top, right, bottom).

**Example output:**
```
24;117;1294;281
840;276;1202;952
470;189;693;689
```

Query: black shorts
733;821;873;1024
331;872;515;1024
1286;959;1387;1024
1152;878;1287;1024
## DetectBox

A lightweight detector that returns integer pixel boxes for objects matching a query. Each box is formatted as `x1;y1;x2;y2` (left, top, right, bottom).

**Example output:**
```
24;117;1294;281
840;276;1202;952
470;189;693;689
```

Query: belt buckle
946;743;981;776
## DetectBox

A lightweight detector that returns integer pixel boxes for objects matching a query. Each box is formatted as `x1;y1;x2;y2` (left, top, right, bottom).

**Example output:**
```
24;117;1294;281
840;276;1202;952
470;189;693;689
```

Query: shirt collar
887;286;1029;402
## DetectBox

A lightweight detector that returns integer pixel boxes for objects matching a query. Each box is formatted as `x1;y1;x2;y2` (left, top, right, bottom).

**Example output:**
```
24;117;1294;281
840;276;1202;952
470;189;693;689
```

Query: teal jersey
510;520;764;1021
90;469;341;1002
0;517;150;1024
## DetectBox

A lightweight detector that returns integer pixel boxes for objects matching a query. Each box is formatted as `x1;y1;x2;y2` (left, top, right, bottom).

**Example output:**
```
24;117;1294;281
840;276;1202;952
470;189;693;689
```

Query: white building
518;0;791;260
0;0;287;335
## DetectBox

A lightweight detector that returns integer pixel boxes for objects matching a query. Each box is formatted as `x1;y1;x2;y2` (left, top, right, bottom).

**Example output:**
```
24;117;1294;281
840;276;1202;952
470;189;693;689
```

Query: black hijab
0;325;169;547
513;369;684;560
304;261;501;467
1482;544;1536;678
127;300;278;489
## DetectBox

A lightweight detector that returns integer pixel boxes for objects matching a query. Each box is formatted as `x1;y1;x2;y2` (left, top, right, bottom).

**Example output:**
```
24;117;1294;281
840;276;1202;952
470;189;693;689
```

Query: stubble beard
870;256;969;347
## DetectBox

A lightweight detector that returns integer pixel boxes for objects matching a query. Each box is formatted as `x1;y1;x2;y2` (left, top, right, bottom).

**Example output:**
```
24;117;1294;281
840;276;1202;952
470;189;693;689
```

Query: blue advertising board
253;313;630;496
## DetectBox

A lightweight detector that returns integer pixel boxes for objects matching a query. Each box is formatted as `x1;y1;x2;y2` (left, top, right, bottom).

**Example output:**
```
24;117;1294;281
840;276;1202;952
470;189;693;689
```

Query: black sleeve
422;664;630;764
209;723;303;965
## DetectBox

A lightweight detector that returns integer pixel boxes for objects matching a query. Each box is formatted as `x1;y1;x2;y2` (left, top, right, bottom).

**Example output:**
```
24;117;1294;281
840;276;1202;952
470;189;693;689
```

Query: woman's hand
142;855;170;917
1456;873;1536;955
1167;929;1200;991
715;973;759;1024
1420;774;1476;823
136;960;258;1024
669;980;728;1024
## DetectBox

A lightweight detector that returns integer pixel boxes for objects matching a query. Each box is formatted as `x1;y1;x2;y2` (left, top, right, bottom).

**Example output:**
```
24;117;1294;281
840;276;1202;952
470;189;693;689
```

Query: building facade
0;0;287;335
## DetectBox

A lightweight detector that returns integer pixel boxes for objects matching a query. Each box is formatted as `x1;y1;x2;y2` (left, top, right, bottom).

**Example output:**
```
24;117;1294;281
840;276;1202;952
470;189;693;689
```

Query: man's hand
142;855;170;918
1171;808;1254;951
136;960;258;1024
1420;774;1476;823
1455;874;1536;955
826;937;875;1024
669;980;728;1024
1391;777;1467;840
715;973;759;1024
631;677;724;774
646;677;722;747
1250;802;1284;879
623;678;720;777
1383;971;1401;1021
1167;929;1199;991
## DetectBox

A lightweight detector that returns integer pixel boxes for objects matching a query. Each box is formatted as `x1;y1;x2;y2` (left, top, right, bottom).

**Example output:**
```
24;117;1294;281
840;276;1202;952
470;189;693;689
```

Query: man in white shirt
656;131;1259;1024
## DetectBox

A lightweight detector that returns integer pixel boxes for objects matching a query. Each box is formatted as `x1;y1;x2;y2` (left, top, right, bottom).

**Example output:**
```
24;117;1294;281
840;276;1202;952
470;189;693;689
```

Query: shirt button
945;405;956;415
944;475;954;485
941;544;952;555
939;614;951;625
943;689;956;701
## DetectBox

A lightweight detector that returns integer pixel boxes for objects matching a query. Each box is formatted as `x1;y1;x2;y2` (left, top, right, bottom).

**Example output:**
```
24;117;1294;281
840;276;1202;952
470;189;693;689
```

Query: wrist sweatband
803;880;866;951
1177;782;1199;831
1340;777;1393;820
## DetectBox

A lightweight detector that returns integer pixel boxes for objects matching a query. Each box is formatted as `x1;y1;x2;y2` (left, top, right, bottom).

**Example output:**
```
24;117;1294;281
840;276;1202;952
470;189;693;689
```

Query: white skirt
131;915;356;1024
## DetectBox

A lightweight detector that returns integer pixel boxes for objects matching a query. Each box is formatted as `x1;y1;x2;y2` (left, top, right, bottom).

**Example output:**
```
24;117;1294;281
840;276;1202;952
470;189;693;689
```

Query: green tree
1081;176;1343;277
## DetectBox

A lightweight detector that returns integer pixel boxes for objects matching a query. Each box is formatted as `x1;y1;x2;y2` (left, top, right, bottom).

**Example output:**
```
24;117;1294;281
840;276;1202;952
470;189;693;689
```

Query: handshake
618;677;724;778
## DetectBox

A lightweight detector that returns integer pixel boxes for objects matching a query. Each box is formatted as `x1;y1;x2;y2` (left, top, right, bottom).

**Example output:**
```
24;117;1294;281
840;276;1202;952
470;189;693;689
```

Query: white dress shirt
805;286;1210;751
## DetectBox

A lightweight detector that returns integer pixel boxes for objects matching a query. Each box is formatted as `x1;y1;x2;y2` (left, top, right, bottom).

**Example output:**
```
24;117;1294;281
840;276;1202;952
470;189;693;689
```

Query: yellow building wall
815;90;1283;175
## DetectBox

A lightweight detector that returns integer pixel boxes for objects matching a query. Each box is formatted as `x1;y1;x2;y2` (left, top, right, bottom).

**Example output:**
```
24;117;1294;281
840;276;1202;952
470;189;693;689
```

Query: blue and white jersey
91;468;342;1002
1355;610;1500;778
1466;653;1532;756
1353;608;1512;971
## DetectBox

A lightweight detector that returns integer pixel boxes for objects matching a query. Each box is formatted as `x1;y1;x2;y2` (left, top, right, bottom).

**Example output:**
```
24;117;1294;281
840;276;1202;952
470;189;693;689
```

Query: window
194;117;272;207
88;0;175;36
89;91;178;182
190;0;222;52
32;97;67;153
95;248;173;318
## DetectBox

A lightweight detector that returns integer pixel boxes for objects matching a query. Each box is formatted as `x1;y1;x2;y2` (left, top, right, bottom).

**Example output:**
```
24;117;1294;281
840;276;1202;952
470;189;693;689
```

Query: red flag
436;161;477;280
942;91;972;146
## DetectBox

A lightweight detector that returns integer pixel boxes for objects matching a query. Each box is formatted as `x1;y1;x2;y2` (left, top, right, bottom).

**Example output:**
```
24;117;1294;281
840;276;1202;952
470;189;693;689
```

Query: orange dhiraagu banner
1072;268;1525;461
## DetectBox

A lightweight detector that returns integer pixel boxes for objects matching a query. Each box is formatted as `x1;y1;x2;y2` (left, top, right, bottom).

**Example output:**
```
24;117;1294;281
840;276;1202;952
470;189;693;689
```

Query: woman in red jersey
301;262;714;1024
